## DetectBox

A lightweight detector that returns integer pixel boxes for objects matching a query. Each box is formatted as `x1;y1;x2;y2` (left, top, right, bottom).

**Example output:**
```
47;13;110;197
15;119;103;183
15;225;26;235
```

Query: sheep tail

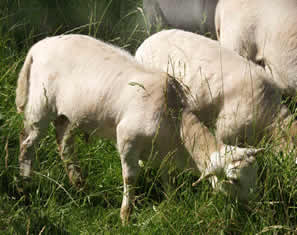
16;53;33;113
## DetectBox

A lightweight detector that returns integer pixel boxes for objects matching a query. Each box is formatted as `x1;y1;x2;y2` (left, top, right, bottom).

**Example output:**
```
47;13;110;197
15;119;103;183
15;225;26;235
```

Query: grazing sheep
135;29;297;192
215;0;297;96
16;34;263;224
143;0;218;38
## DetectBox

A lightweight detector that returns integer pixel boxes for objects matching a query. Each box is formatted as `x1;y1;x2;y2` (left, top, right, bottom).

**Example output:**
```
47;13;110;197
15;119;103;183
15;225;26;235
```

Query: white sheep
135;29;297;194
215;0;297;96
143;0;218;37
16;34;263;224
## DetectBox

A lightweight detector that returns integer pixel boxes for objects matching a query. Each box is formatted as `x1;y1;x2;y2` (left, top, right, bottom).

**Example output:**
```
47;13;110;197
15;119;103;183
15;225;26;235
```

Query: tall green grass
0;1;296;234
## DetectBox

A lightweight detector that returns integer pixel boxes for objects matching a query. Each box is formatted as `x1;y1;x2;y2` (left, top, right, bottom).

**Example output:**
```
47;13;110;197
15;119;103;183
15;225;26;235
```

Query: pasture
0;0;296;234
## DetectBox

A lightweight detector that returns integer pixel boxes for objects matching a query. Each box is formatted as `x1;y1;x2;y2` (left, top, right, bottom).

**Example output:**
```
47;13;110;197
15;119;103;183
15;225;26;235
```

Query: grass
0;1;297;234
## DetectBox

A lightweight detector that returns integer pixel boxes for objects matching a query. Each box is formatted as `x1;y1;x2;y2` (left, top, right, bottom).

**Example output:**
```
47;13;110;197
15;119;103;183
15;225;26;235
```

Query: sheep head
193;146;264;201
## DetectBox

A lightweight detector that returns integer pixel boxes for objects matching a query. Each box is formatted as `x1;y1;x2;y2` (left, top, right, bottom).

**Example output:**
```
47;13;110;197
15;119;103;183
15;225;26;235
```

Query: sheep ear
231;147;265;161
192;172;214;187
229;147;264;165
236;148;264;165
245;148;265;157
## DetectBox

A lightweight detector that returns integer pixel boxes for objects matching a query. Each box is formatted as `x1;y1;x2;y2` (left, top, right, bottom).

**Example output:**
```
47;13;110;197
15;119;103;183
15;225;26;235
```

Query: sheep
135;29;297;192
215;0;297;97
16;34;263;224
143;0;218;38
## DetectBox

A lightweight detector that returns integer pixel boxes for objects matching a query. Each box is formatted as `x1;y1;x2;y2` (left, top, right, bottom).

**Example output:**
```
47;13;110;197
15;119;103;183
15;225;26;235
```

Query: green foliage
0;0;146;52
0;1;297;234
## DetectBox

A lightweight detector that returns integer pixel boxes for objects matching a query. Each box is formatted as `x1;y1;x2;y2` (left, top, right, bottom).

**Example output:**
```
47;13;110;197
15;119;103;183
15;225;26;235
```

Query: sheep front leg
55;116;83;188
276;118;297;153
120;156;140;225
117;123;142;225
269;106;297;153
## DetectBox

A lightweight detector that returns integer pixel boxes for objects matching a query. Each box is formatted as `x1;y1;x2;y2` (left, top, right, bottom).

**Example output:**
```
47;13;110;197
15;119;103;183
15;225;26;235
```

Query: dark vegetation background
0;0;146;51
0;0;296;234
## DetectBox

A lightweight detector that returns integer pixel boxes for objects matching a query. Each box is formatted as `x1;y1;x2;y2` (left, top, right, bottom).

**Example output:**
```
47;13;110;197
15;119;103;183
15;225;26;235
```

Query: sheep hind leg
19;123;44;179
55;115;84;189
